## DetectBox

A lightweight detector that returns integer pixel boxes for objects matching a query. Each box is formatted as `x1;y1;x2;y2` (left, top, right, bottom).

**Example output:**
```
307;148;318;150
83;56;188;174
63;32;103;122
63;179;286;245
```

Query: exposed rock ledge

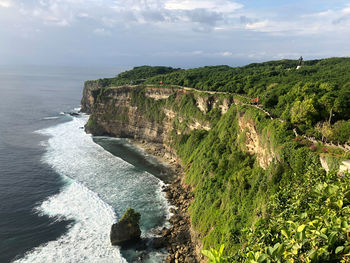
237;114;276;169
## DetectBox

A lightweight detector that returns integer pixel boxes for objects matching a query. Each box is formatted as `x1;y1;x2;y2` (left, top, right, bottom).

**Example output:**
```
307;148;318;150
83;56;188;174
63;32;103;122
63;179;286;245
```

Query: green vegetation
170;107;349;263
130;86;166;123
203;169;350;263
145;58;350;144
316;121;350;144
165;102;349;262
202;245;229;263
86;116;100;131
100;109;129;122
85;58;350;262
89;65;180;87
173;106;305;252
90;58;350;144
120;208;141;224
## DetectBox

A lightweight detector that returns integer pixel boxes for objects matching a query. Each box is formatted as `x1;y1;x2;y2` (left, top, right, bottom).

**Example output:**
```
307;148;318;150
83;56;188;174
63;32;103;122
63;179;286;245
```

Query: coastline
129;139;202;263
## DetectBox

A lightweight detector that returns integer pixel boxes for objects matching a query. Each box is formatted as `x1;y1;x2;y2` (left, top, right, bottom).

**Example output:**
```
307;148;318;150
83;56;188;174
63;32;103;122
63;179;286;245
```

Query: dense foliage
171;105;350;262
93;58;350;144
146;58;350;144
203;168;350;263
114;59;348;145
173;106;306;249
85;58;350;262
90;65;180;87
130;86;166;123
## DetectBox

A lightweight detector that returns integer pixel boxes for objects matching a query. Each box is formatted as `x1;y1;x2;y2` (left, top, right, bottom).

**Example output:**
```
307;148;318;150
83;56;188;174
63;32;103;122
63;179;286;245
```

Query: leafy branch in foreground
202;245;229;263
202;169;350;262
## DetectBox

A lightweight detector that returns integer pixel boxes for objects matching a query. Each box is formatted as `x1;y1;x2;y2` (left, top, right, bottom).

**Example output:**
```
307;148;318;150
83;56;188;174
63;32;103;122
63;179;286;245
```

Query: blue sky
1;0;350;67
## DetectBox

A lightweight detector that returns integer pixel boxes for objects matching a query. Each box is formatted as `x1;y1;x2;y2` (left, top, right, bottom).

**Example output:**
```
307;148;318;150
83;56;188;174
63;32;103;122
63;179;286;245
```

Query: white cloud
242;4;350;35
156;50;204;57
109;0;243;29
156;50;236;58
48;17;70;26
29;7;71;27
246;20;268;30
0;0;13;8
93;28;112;36
3;0;350;37
164;0;242;13
3;0;350;66
77;13;89;18
193;50;203;55
220;51;233;57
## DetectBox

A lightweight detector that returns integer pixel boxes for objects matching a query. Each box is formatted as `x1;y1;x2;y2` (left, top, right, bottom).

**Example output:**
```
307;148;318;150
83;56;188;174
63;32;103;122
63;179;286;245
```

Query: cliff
82;84;231;145
81;80;350;260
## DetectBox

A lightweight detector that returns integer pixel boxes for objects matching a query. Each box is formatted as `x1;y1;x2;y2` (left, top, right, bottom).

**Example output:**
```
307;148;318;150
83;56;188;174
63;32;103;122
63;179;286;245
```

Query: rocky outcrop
81;84;222;144
320;155;350;174
320;156;330;172
81;80;102;113
216;98;231;114
83;86;167;143
339;160;350;175
237;113;276;169
195;95;231;114
110;208;141;246
196;96;209;113
145;87;178;100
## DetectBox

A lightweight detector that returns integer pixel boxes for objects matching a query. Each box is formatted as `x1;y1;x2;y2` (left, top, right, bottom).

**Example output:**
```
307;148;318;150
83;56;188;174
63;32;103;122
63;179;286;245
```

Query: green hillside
94;58;350;145
87;58;350;262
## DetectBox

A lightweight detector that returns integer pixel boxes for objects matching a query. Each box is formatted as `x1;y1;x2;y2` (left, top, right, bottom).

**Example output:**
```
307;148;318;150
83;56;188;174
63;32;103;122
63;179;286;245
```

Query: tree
291;99;317;126
334;89;350;120
319;92;336;123
315;122;332;142
330;121;350;144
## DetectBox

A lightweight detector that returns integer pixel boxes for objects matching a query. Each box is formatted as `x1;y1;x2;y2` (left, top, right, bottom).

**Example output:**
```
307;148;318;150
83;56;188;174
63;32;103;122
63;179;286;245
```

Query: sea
0;65;171;263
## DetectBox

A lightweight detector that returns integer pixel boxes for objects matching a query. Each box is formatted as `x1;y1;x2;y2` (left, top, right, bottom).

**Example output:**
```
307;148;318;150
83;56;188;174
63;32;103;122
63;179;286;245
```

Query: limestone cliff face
81;83;217;144
145;87;177;100
320;155;350;174
81;80;101;113
81;82;276;169
237;113;277;169
83;86;164;143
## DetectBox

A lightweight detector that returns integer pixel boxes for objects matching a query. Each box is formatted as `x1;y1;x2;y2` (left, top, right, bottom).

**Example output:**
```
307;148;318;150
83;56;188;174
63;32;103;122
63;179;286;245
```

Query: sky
1;0;350;68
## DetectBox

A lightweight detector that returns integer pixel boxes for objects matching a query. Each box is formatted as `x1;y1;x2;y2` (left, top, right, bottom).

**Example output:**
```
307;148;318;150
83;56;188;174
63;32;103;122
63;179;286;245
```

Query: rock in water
110;208;141;246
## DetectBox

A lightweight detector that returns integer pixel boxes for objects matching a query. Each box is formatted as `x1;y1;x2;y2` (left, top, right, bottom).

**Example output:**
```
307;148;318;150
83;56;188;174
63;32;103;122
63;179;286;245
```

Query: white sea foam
18;114;170;262
42;116;60;120
16;180;125;263
38;141;48;147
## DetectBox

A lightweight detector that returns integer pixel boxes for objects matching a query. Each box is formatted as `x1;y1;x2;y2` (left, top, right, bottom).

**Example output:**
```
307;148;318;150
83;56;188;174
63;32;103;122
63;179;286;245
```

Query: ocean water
0;66;171;262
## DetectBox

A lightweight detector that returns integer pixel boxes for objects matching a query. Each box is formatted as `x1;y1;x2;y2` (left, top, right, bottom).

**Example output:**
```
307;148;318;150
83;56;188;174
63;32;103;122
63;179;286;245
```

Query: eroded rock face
81;81;277;171
145;87;177;100
81;84;216;143
81;80;101;113
339;160;350;175
320;156;330;172
83;86;167;143
196;96;209;113
110;208;141;247
237;114;276;169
